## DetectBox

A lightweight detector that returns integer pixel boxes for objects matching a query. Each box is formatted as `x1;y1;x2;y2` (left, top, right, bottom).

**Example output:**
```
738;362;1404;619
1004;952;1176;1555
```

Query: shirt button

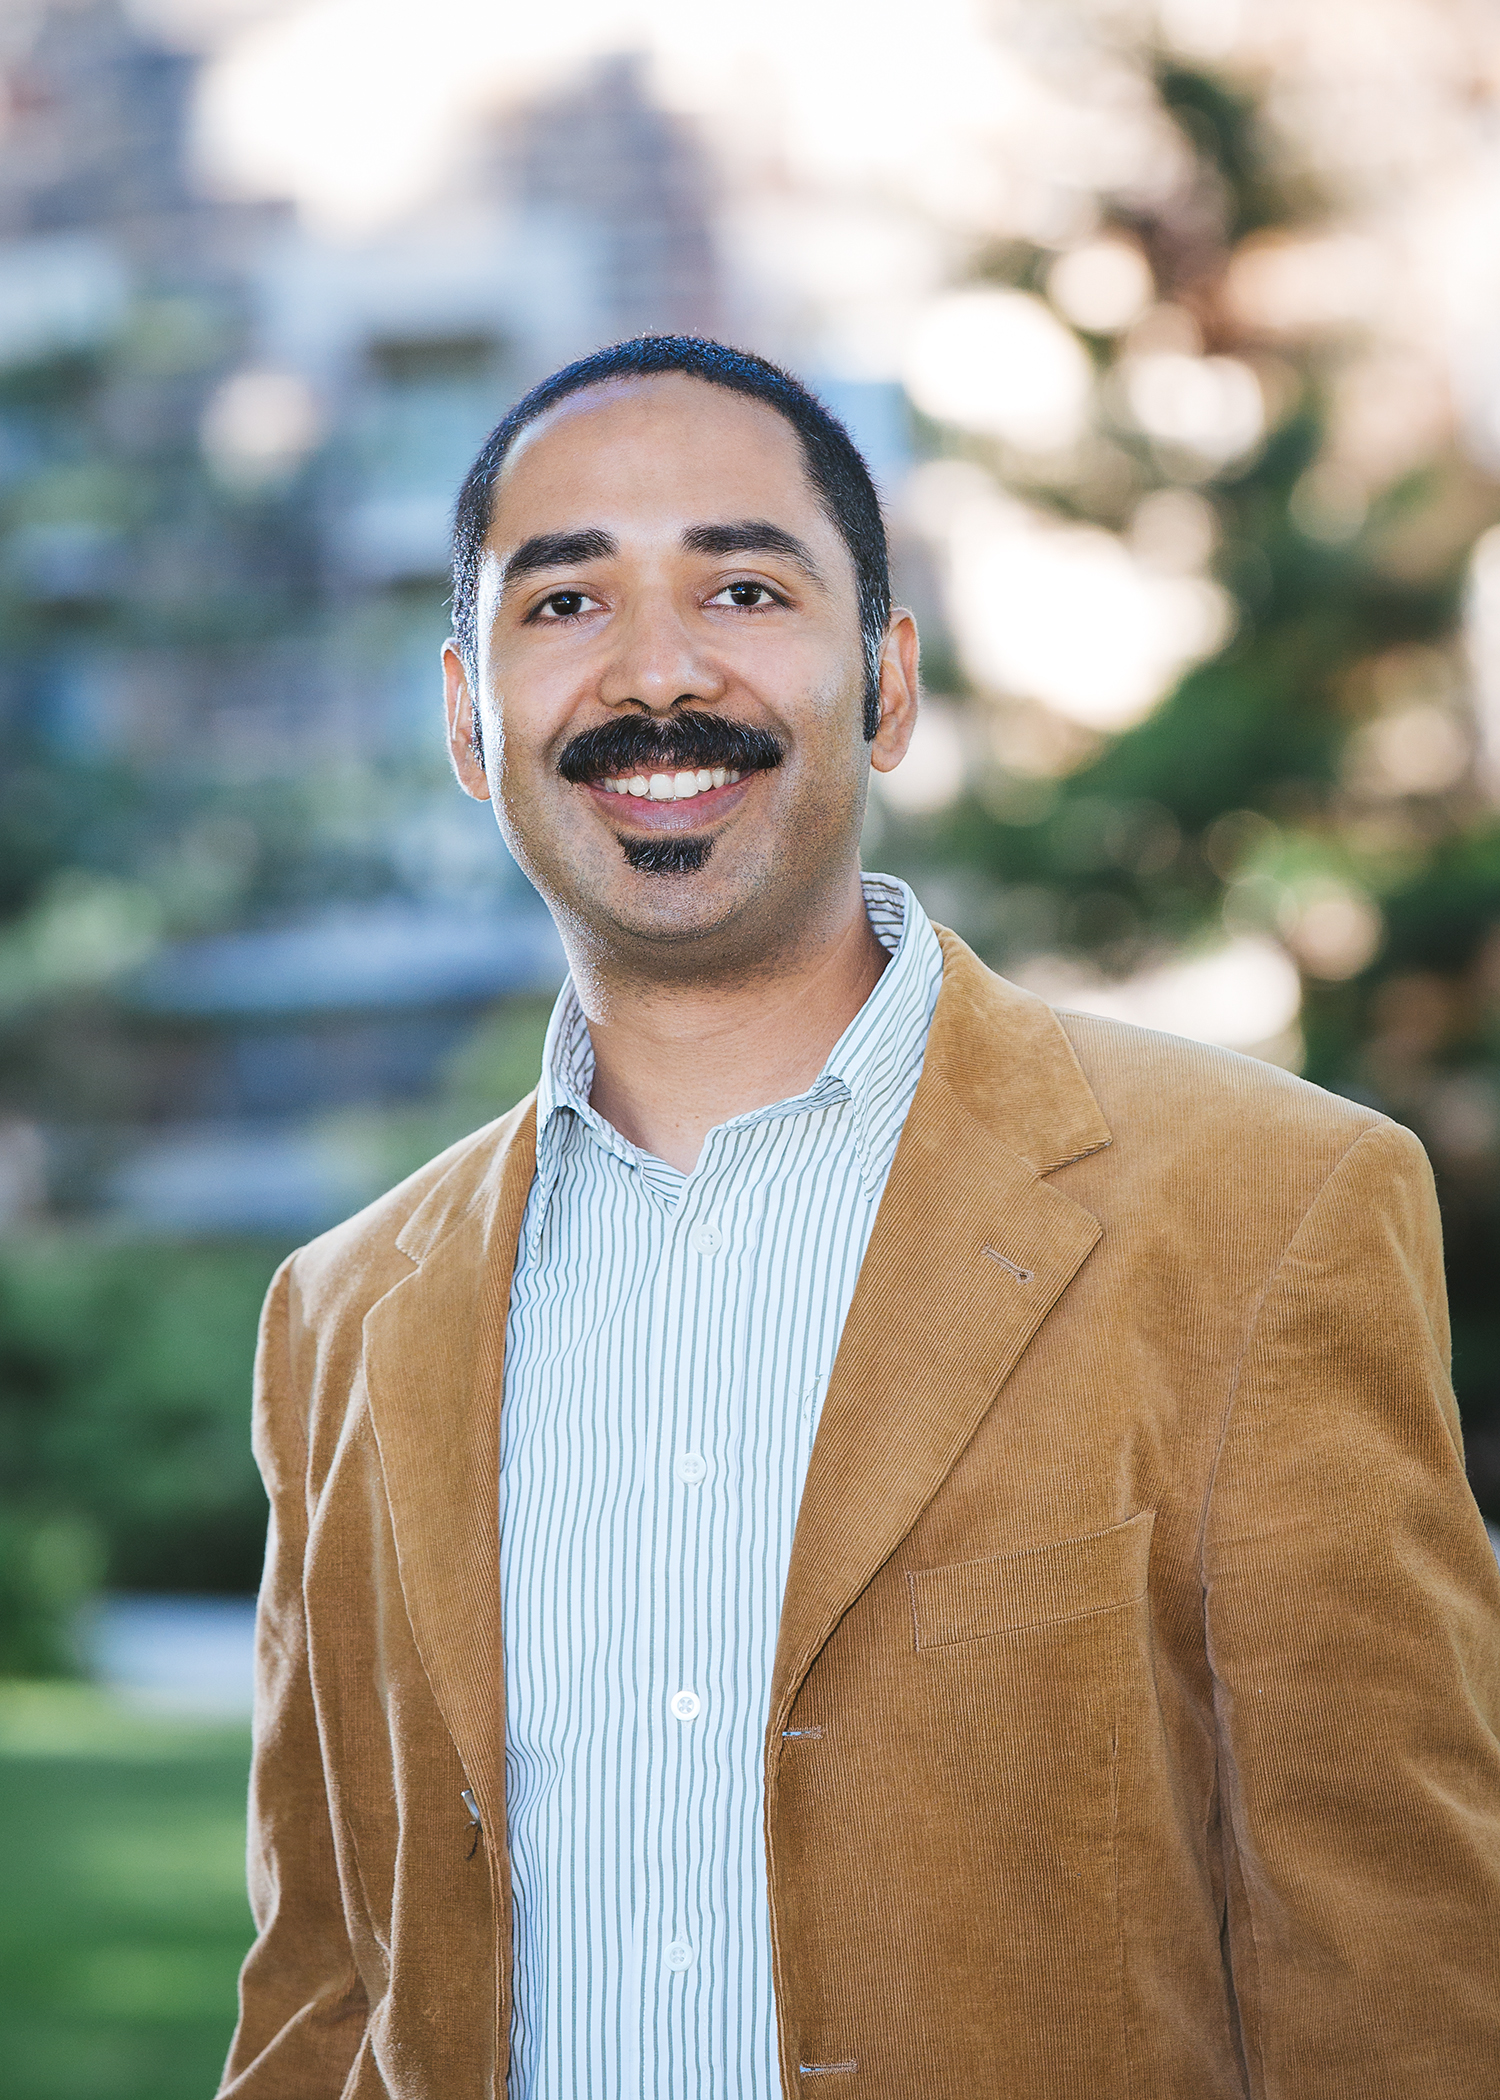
675;1451;708;1485
687;1221;722;1255
670;1689;701;1721
665;1940;694;1971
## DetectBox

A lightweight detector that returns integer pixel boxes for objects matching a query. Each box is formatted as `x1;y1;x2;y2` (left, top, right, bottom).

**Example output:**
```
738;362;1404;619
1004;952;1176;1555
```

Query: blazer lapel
768;936;1111;1730
361;1100;538;1839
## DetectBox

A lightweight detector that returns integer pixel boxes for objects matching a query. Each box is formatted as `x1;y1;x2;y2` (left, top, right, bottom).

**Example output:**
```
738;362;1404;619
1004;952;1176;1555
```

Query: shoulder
281;1094;537;1336
1032;1009;1443;1332
1057;1007;1376;1144
1052;1006;1431;1208
929;928;1413;1189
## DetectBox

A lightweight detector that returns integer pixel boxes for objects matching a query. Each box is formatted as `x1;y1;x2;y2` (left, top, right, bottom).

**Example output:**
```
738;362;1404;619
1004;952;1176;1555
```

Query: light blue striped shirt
499;874;943;2099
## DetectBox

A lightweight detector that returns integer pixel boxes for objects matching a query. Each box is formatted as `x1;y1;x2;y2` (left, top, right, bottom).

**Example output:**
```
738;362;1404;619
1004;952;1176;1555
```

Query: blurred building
2;5;741;1231
0;0;211;247
0;3;920;1236
499;52;722;343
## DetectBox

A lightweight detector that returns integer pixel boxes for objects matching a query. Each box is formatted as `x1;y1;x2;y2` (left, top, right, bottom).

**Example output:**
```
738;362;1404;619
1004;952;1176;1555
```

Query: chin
596;854;765;952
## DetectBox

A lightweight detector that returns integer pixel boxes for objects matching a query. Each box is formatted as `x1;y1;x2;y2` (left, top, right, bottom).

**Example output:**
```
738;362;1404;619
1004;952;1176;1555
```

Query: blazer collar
925;925;1111;1173
360;929;1111;1824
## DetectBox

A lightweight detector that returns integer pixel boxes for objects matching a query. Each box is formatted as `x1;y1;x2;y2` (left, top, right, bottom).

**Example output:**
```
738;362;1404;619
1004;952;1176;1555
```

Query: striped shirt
499;873;943;2099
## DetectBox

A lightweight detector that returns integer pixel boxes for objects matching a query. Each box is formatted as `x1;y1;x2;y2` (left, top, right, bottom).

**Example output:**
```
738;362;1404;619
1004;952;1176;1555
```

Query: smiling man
221;337;1500;2100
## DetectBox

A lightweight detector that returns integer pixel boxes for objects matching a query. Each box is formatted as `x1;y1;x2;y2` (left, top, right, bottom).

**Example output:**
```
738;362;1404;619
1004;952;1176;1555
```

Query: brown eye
540;591;586;618
723;581;774;607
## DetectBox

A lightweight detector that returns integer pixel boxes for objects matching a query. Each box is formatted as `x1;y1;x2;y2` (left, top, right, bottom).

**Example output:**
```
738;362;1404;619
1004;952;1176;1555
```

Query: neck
569;869;890;1174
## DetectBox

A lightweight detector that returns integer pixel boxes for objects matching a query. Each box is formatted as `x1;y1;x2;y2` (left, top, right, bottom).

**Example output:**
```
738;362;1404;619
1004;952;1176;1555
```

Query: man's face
443;375;916;976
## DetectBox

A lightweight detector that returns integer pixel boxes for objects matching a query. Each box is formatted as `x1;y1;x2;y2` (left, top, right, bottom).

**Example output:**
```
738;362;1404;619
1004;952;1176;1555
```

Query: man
220;336;1500;2100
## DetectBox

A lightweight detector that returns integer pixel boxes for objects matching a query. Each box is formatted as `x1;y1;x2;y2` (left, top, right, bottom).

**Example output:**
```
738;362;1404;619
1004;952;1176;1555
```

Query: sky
125;0;1194;251
124;0;1500;439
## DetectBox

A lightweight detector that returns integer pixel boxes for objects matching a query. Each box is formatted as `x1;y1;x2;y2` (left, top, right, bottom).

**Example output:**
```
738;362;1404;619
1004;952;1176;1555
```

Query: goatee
621;835;715;876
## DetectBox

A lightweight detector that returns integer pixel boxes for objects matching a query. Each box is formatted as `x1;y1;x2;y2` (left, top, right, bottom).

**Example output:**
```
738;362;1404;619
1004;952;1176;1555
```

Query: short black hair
450;335;890;739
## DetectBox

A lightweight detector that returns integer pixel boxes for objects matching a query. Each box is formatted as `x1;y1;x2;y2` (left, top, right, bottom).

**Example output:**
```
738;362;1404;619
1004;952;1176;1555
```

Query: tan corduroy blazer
220;930;1500;2099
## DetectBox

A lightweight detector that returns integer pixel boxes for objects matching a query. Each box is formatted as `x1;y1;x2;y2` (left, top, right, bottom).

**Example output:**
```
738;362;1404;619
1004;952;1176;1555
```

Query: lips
583;767;755;830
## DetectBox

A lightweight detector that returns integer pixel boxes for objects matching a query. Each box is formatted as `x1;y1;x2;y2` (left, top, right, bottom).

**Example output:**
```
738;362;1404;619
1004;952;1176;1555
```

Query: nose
597;588;727;717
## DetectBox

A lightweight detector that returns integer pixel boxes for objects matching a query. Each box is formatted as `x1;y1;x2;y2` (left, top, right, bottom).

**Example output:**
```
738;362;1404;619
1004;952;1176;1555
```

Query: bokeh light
904;289;1094;451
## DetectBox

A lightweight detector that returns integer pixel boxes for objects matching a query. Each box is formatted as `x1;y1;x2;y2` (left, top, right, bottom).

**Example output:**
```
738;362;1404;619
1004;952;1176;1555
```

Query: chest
505;1117;885;1460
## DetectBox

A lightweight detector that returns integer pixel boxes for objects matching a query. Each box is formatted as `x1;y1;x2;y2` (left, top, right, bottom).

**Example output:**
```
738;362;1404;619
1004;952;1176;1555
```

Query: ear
869;609;920;775
443;641;492;802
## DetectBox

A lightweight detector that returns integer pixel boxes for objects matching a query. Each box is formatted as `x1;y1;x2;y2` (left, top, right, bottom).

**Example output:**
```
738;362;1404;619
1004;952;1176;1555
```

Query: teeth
598;767;745;800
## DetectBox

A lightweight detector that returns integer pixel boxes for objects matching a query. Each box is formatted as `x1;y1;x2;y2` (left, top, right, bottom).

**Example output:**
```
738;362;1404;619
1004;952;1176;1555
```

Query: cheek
490;683;570;787
489;637;585;735
790;663;871;767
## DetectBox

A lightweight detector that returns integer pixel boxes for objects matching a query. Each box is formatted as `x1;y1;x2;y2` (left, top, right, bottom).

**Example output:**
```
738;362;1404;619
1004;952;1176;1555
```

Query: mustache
557;712;785;784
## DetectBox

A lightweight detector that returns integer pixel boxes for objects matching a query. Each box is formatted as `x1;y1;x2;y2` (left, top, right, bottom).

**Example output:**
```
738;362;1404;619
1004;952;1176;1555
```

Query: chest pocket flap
908;1509;1155;1650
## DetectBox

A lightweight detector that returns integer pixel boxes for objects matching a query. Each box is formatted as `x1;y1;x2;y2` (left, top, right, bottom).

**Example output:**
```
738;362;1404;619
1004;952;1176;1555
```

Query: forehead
485;374;835;552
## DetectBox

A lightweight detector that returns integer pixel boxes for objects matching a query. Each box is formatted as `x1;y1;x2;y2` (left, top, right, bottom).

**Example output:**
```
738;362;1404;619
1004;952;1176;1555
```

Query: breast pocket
907;1509;1155;1650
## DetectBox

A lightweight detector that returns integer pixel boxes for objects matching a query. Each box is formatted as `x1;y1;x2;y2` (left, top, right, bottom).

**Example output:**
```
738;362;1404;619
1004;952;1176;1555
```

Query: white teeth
600;765;748;800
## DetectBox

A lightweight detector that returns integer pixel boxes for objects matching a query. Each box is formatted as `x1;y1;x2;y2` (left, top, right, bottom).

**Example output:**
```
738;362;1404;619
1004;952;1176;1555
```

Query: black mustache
557;713;785;783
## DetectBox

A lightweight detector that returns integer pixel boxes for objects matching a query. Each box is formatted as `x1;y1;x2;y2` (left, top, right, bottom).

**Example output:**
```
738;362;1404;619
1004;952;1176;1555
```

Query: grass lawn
0;1682;252;2100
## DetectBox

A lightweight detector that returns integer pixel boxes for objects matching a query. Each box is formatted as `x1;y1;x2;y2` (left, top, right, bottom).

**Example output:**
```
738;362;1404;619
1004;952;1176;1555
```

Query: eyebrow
498;518;826;593
681;519;826;584
501;528;617;589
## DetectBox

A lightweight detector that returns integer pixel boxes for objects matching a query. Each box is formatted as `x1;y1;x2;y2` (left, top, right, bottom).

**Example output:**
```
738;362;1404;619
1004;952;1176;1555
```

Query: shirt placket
641;1124;750;2093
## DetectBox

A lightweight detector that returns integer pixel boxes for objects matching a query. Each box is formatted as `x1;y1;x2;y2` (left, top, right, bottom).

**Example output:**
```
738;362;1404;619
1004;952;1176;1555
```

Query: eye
532;589;598;622
710;579;785;610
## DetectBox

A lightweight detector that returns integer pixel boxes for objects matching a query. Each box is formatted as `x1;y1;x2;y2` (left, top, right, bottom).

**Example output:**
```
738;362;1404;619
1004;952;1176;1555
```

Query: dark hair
450;335;890;739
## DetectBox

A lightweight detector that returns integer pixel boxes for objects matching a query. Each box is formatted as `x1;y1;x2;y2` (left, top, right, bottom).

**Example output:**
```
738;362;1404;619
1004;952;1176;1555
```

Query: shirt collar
530;873;942;1221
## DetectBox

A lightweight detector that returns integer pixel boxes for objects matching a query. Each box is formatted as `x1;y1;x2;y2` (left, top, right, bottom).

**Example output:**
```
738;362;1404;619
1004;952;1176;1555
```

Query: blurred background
2;0;1499;2090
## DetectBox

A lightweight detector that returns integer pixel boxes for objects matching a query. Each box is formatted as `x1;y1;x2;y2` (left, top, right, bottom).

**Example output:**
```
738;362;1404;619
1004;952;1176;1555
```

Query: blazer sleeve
218;1256;369;2095
1203;1117;1500;2095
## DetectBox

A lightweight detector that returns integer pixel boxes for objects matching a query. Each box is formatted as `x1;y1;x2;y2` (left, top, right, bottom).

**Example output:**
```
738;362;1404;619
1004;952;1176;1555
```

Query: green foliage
0;1516;102;1676
0;1239;284;1671
443;994;555;1116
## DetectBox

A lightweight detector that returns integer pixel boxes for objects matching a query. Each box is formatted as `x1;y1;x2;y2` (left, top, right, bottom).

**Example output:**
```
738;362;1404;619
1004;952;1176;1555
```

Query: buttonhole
781;1726;824;1739
983;1245;1034;1284
799;2061;857;2076
461;1786;482;1859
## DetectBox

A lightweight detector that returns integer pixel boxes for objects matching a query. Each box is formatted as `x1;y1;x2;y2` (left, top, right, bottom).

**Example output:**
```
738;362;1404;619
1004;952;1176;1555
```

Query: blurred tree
885;53;1500;1511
